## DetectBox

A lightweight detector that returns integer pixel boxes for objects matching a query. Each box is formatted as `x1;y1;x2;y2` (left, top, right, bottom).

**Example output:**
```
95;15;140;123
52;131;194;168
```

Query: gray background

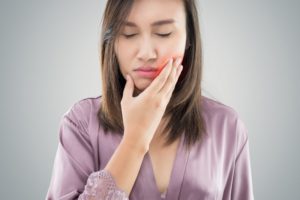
0;0;299;199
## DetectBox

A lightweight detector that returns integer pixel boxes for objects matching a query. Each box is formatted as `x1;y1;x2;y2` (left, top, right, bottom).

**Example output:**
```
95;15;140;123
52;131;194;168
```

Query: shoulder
62;95;102;130
201;96;238;117
201;95;239;121
200;95;248;146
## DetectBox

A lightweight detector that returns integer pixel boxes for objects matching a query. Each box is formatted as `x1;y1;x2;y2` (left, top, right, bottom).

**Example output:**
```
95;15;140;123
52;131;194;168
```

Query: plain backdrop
0;0;299;199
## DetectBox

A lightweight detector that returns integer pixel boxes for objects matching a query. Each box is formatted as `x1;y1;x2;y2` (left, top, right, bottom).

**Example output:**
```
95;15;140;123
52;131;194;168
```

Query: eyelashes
156;33;172;37
122;32;172;39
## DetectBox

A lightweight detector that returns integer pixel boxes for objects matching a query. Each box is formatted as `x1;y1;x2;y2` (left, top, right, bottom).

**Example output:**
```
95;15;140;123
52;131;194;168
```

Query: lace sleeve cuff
78;169;129;200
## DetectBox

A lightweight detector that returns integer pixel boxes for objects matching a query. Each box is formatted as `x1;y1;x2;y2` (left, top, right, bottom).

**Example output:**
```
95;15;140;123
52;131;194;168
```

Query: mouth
134;69;159;78
134;66;157;71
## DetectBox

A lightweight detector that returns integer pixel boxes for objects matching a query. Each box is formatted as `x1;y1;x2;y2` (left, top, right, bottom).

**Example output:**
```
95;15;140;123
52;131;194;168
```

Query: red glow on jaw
153;54;183;78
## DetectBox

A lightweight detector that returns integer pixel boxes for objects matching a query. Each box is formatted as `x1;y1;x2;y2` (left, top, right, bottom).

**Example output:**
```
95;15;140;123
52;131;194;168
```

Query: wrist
121;135;149;155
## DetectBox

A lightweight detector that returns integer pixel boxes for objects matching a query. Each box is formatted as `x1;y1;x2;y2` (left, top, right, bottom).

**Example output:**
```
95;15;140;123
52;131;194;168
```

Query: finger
159;57;182;96
144;58;173;95
122;74;134;100
165;65;183;99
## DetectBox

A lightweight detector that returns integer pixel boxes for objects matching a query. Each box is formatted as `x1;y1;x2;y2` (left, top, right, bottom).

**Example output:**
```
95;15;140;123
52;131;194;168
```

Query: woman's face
114;0;187;95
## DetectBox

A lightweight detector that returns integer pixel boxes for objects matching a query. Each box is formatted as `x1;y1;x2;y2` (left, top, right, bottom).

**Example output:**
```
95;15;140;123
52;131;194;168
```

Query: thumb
123;74;134;99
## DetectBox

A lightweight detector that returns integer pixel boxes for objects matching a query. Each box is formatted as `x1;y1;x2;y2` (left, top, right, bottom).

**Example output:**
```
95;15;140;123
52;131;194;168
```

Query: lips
134;65;159;78
134;66;157;71
135;71;158;78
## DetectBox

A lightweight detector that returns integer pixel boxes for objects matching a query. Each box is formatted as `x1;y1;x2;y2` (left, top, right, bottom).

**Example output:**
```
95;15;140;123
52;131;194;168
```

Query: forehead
124;0;185;28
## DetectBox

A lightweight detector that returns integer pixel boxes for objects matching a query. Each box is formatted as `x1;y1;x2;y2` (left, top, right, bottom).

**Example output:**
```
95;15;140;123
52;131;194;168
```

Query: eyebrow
123;19;175;27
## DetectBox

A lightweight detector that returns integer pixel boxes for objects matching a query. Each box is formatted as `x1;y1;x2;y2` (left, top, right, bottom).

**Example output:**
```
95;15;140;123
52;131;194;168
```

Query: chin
133;78;152;95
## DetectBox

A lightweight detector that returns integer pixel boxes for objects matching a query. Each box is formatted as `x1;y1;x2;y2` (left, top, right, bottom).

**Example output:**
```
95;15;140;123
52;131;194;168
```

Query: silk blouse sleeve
224;117;255;200
45;102;129;200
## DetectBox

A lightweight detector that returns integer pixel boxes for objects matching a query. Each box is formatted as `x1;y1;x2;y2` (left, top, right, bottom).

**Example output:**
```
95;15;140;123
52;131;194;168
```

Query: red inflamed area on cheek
154;54;183;78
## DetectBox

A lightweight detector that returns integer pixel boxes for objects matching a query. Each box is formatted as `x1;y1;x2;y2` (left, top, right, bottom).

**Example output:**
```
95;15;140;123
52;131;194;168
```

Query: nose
136;36;157;62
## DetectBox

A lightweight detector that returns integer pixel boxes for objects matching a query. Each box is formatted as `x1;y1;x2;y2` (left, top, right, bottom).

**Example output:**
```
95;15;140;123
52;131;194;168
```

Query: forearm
104;136;148;196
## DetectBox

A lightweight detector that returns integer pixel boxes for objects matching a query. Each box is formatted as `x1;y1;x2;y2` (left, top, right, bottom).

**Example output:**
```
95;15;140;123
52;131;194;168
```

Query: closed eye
157;32;172;37
122;32;172;38
122;34;136;38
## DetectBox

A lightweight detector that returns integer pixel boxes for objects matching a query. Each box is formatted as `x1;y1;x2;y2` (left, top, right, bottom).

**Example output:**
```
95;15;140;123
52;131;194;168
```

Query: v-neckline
144;132;190;200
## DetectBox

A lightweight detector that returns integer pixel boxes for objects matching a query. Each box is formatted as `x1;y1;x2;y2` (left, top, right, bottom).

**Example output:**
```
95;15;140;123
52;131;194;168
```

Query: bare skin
149;123;180;194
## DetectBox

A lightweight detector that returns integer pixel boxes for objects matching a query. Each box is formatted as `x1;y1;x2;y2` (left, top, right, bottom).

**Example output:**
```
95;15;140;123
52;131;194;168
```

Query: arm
45;102;144;200
223;118;255;200
231;137;255;200
103;136;148;196
78;138;147;199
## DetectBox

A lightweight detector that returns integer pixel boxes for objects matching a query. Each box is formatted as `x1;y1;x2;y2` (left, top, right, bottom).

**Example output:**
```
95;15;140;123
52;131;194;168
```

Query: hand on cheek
154;54;183;78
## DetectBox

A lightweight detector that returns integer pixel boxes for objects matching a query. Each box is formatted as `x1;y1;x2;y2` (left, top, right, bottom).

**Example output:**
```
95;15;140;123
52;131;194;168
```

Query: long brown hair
98;0;206;151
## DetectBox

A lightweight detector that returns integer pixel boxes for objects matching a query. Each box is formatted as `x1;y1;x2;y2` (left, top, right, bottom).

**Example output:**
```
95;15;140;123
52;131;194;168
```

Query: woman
46;0;254;199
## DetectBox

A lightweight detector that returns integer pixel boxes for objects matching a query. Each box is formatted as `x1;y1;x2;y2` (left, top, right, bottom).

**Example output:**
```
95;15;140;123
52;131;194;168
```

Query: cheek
157;38;186;68
169;38;185;51
161;35;186;58
118;61;130;78
115;42;132;76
